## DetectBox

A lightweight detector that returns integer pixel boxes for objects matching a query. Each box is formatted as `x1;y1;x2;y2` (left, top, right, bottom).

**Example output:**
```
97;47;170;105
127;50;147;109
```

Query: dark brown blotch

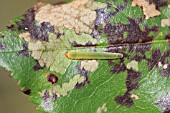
105;18;154;45
23;89;31;95
47;73;59;84
17;8;54;42
126;69;141;91
148;49;161;71
115;92;134;107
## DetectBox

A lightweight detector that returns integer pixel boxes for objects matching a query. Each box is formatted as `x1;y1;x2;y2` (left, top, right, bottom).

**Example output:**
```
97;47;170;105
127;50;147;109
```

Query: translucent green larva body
66;50;123;60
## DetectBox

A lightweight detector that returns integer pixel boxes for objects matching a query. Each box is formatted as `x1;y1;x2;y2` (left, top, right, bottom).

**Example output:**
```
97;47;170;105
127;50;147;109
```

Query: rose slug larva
66;50;123;60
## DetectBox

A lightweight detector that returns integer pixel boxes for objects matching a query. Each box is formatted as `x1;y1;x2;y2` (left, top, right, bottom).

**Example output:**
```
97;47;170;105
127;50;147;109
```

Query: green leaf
0;0;170;113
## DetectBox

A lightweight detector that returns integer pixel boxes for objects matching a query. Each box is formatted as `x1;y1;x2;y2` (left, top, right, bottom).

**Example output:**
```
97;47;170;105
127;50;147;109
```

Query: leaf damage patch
126;60;139;71
18;44;29;57
40;91;58;112
40;74;85;97
46;73;59;84
161;18;170;27
105;18;156;44
80;60;99;72
19;27;97;74
96;103;107;113
148;49;170;77
35;0;107;34
17;8;55;42
132;0;161;19
75;67;90;89
23;89;31;95
156;92;170;113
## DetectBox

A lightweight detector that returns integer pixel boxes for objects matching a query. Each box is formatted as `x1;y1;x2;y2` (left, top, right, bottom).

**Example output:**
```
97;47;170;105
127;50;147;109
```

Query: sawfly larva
66;50;123;60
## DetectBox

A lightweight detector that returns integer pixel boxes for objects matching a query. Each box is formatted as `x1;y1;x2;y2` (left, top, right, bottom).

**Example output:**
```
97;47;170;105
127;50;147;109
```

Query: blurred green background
0;0;65;113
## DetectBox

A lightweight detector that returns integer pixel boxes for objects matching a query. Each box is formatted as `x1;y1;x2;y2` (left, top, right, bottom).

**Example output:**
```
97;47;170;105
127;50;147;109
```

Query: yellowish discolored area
132;0;161;19
81;60;99;72
161;18;170;27
35;0;107;34
96;103;107;113
126;60;139;71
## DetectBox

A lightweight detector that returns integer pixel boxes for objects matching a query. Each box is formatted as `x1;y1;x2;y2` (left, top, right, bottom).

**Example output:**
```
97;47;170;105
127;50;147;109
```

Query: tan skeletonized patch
127;60;139;71
161;18;170;27
35;0;106;34
132;0;161;19
96;103;107;113
81;60;99;72
19;32;31;42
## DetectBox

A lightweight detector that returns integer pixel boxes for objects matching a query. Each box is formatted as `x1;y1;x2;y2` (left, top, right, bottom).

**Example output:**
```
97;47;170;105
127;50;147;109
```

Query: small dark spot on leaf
6;24;15;30
23;89;31;95
47;73;59;84
150;26;160;32
0;42;6;50
33;60;45;71
57;33;62;38
165;34;170;40
43;90;50;100
160;65;170;77
164;108;170;113
18;44;29;57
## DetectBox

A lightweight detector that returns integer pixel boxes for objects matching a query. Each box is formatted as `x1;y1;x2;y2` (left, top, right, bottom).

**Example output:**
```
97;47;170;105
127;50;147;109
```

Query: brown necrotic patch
115;92;134;107
92;3;127;39
115;69;141;107
148;0;168;10
164;109;170;113
75;67;90;89
106;44;147;107
165;34;170;40
147;49;170;77
105;18;157;44
23;89;31;95
33;60;45;71
71;41;97;47
17;8;54;42
46;73;59;84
